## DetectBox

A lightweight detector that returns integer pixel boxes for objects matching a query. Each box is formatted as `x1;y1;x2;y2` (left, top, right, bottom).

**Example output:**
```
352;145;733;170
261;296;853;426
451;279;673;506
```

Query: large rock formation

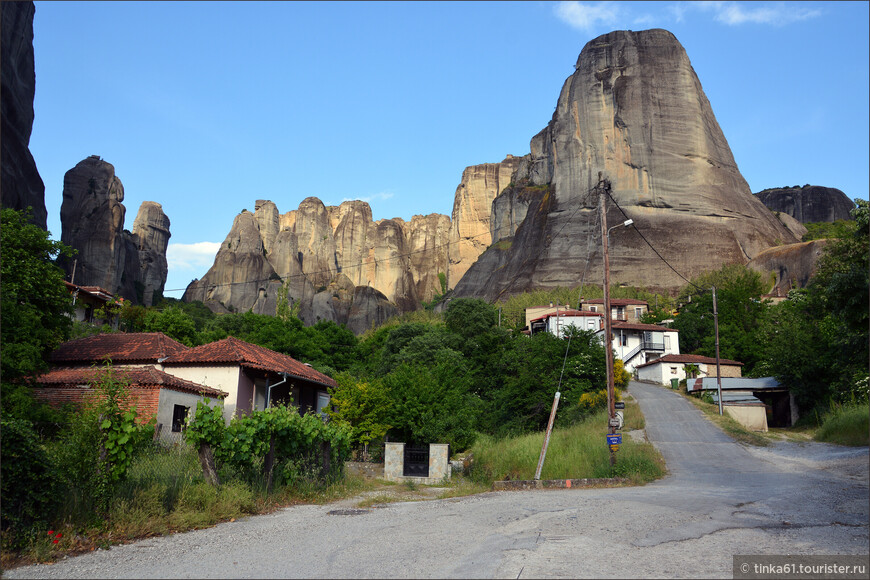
183;198;450;331
1;0;46;228
447;156;521;287
132;202;171;306
453;29;798;300
747;240;831;295
755;186;856;223
60;156;170;305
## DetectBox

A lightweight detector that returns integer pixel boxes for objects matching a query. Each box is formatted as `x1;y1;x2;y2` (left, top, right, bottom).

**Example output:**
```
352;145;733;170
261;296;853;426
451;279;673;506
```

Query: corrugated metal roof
691;377;782;391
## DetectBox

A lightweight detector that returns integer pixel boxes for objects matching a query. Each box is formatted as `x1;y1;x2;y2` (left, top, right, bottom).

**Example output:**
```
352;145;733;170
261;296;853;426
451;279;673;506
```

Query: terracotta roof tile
610;321;679;332
530;310;603;323
163;337;337;388
635;353;743;369
32;366;227;398
49;333;190;364
582;298;649;306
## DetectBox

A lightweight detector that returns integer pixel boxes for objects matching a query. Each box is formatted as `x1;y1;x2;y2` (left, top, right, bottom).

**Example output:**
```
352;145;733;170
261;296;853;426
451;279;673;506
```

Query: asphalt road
6;382;868;579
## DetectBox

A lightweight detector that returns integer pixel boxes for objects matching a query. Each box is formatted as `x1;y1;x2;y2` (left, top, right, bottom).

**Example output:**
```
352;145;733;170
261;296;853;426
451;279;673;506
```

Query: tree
1;207;75;380
326;373;393;448
672;264;768;373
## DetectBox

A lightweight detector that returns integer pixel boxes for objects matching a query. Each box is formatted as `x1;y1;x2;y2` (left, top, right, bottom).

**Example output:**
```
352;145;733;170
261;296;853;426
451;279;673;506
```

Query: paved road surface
6;382;868;578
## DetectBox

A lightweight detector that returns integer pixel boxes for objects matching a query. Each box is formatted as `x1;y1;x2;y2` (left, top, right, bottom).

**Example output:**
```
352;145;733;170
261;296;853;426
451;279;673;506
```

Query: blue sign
606;434;622;445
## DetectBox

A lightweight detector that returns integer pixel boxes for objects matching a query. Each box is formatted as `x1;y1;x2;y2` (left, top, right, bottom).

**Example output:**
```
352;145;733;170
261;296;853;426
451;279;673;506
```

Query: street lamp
607;219;634;240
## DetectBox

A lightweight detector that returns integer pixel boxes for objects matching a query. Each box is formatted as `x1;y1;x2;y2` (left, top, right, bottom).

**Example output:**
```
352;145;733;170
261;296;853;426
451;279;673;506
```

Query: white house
596;321;680;373
529;309;604;337
635;353;743;385
579;298;648;323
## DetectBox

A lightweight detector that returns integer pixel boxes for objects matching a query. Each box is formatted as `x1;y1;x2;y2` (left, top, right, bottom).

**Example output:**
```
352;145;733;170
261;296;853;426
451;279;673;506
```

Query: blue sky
30;1;869;298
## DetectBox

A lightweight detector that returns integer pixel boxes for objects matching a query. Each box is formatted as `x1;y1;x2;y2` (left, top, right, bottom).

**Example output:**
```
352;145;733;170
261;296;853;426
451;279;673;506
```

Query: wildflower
47;530;54;536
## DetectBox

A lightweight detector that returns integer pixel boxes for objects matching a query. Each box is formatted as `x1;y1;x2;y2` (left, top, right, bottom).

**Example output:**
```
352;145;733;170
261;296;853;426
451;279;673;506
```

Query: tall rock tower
454;29;797;299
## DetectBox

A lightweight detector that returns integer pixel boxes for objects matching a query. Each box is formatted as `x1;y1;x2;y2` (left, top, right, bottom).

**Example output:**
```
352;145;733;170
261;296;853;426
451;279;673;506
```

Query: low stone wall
492;477;628;491
344;461;385;479
384;442;452;485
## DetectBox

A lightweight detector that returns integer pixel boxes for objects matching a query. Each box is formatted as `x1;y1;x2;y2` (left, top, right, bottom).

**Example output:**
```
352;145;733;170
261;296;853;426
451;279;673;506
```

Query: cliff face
755;186;856;223
183;198;450;331
453;29;798;300
59;156;170;305
1;1;46;228
447;156;521;287
747;240;831;295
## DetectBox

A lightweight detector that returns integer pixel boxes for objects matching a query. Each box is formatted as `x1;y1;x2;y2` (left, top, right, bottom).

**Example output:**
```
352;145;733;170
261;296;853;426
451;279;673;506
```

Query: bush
815;403;869;446
0;417;58;541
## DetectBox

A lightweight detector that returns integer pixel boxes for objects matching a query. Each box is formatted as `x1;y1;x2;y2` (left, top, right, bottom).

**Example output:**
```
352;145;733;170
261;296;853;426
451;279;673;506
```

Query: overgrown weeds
467;402;665;485
815;403;869;446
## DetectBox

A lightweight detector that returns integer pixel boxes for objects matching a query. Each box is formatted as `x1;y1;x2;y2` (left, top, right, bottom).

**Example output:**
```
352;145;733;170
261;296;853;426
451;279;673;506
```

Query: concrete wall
162;365;240;424
155;388;214;442
724;405;768;432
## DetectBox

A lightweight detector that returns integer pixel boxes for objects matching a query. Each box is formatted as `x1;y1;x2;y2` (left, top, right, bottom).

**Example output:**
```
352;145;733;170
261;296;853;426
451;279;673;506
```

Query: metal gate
403;445;429;477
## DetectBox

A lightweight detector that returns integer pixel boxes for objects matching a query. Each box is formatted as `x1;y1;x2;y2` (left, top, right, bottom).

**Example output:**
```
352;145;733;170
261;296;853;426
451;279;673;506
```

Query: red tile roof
635;353;743;369
163;337;337;388
582;298;648;306
530;310;603;323
33;366;227;398
610;321;679;333
49;333;191;364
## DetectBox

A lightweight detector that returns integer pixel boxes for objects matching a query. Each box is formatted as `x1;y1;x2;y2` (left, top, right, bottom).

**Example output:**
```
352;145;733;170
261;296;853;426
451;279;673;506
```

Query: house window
670;366;678;375
589;305;597;312
588;319;596;330
635;307;643;319
171;405;189;432
620;332;628;346
664;335;671;350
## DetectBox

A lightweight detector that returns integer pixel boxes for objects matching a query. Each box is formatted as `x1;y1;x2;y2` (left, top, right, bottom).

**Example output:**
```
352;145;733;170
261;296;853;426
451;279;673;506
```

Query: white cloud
340;191;395;204
167;241;221;270
554;1;622;31
695;1;821;26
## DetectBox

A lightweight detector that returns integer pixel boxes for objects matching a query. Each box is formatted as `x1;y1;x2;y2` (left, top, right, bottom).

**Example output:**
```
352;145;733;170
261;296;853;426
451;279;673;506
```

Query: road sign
606;434;622;445
615;402;625;409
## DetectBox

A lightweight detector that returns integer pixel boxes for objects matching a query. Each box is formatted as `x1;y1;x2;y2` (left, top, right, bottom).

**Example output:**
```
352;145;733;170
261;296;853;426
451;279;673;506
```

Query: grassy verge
815;403;869;446
1;461;373;571
467;397;665;485
674;385;770;447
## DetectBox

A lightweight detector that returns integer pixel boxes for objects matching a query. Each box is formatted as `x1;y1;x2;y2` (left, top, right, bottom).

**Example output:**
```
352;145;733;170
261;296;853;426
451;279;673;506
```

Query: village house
528;309;604;337
634;353;743;385
64;281;114;325
31;332;336;439
579;298;649;323
596;321;680;373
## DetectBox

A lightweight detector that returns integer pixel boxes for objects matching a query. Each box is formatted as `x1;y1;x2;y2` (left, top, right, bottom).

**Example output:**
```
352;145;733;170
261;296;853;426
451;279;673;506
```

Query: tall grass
815;403;869;446
468;405;664;484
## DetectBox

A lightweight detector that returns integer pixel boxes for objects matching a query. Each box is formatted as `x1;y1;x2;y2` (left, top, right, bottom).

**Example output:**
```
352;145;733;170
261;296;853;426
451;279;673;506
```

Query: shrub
815;403;869;446
0;417;58;542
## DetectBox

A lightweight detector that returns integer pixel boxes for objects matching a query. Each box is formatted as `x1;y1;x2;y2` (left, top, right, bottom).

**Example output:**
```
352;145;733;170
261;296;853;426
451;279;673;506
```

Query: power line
604;188;706;293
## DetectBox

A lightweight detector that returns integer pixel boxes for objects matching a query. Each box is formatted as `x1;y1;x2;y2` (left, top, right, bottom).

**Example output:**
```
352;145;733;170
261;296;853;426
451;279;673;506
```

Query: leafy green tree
326;373;393;448
758;200;869;409
143;306;199;346
672;264;768;373
485;328;606;436
382;354;479;451
1;207;75;379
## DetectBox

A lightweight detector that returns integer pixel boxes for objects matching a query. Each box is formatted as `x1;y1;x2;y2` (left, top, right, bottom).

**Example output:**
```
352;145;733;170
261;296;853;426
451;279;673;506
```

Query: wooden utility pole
712;285;724;415
598;175;617;467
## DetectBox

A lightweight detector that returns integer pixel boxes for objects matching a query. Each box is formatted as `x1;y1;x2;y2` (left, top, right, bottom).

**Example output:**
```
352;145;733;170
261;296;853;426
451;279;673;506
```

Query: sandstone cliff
183;198;450;330
755;186;856;223
1;0;46;228
453;29;798;300
447;156;521;287
59;156;170;305
747;240;831;295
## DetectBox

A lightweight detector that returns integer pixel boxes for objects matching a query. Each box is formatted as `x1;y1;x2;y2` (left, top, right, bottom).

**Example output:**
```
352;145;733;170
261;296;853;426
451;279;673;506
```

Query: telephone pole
597;174;617;467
